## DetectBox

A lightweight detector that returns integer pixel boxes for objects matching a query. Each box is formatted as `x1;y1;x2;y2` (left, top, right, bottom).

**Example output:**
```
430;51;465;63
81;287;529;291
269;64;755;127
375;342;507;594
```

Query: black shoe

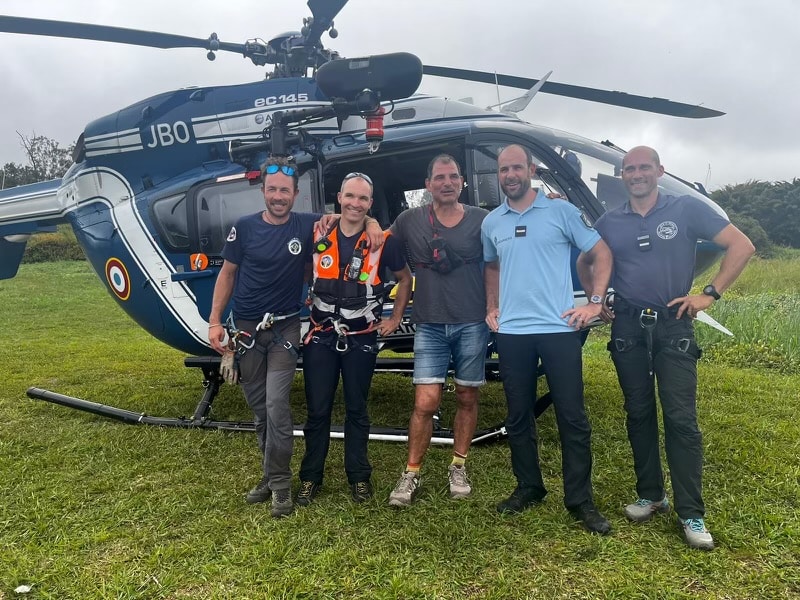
350;480;374;503
569;502;612;535
496;487;544;514
296;480;322;507
245;476;271;504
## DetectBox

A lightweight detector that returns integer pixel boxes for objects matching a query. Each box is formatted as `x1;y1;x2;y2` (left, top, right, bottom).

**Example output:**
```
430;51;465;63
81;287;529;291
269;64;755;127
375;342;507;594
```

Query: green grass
1;262;799;599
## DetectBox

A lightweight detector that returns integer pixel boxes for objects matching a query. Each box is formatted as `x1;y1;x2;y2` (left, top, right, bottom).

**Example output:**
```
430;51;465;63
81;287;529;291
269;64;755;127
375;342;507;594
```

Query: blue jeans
412;321;490;387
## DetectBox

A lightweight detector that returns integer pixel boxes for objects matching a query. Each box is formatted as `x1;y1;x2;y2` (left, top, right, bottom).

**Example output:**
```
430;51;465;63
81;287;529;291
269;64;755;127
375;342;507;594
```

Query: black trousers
300;331;377;485
609;311;704;519
496;331;594;509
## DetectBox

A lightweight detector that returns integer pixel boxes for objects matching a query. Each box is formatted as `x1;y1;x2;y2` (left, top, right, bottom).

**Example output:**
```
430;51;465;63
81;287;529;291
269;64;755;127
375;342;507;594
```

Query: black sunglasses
343;172;373;186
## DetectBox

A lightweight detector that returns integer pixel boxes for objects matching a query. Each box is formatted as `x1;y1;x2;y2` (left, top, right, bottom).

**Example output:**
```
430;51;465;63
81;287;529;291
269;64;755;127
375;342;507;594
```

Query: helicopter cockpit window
151;193;190;251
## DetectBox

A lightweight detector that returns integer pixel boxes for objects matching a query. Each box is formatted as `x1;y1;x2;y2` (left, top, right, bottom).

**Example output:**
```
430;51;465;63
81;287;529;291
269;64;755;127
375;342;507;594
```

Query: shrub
21;226;85;263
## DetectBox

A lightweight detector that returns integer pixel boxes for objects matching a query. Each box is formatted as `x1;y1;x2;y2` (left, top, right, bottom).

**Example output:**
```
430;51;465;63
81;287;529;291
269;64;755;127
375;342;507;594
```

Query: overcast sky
1;0;797;190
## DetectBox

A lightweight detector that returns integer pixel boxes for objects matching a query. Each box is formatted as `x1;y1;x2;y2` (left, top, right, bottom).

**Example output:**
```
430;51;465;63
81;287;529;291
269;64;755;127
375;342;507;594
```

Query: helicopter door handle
170;270;216;282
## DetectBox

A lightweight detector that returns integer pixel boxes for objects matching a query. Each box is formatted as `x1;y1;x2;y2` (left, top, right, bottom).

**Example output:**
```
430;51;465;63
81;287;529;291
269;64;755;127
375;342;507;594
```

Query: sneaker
350;480;374;503
388;471;420;507
624;496;670;522
681;518;714;550
569;502;612;535
270;488;293;518
245;476;271;504
296;480;321;507
448;464;472;499
496;487;544;514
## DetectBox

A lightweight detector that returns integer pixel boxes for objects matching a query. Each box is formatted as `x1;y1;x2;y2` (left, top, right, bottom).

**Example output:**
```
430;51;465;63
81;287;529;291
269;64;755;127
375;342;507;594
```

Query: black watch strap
702;284;721;300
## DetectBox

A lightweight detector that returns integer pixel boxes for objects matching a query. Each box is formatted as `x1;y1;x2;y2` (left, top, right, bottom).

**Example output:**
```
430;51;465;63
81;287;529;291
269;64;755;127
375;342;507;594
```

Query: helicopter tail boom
0;179;65;279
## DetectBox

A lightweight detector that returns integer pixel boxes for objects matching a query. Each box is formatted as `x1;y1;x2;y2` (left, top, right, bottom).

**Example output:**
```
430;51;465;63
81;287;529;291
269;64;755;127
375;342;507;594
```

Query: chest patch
656;221;678;240
287;237;303;255
320;255;334;269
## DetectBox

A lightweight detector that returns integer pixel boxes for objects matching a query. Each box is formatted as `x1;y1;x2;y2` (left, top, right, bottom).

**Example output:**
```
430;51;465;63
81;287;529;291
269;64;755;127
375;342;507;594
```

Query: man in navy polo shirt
482;144;613;535
589;145;754;549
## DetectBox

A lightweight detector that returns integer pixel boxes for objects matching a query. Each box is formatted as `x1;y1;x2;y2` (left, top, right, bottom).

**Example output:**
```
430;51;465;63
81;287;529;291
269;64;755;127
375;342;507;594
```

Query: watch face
703;285;720;299
590;295;603;304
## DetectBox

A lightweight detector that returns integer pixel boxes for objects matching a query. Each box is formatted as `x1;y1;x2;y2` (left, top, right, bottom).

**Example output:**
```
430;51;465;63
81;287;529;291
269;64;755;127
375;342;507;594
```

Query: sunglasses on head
264;164;296;176
343;172;373;186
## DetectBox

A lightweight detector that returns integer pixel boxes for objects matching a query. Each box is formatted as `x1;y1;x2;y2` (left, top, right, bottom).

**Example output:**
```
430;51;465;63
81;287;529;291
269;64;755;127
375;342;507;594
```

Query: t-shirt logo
320;255;334;269
226;227;237;242
287;238;303;255
657;221;678;240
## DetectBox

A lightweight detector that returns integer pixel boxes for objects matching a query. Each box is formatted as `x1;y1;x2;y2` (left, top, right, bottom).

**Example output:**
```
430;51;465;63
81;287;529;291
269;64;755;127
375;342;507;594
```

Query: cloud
1;0;797;188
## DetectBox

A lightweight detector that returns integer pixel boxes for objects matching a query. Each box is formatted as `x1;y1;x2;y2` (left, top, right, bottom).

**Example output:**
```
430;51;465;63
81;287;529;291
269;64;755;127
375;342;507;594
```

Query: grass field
1;260;799;599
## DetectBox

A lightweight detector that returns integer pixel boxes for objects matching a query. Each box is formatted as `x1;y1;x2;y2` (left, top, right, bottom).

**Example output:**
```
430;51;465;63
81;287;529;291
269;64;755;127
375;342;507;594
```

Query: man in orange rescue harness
297;172;412;505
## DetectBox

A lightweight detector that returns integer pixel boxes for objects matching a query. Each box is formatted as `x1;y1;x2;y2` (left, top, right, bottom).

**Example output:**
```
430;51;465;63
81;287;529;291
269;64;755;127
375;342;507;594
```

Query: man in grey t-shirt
387;154;490;507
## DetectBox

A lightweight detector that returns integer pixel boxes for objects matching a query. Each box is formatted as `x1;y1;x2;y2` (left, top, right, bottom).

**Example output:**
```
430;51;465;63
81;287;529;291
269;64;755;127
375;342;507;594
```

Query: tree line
711;180;800;254
2;135;797;254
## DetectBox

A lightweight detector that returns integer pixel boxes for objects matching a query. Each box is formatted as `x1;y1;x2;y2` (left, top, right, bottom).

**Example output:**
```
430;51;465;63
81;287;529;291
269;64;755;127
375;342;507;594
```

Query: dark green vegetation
1;261;799;599
712;180;800;255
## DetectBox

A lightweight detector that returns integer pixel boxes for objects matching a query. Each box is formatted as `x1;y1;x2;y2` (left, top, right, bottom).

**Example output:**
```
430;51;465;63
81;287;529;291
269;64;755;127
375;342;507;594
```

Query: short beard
501;179;530;201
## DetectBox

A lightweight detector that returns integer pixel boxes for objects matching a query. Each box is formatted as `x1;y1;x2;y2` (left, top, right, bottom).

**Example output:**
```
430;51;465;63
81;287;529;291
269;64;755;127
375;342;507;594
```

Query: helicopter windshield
528;125;725;217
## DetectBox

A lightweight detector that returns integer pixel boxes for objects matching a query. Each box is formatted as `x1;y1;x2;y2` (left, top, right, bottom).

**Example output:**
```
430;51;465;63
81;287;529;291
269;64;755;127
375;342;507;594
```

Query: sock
405;463;421;474
451;452;467;468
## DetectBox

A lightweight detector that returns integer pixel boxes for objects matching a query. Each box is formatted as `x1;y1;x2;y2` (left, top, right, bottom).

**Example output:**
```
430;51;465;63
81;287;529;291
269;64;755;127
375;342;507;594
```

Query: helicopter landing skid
27;355;561;445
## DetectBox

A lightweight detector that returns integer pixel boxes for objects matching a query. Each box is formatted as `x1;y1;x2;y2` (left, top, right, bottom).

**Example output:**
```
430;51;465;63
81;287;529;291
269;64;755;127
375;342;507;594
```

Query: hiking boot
569;502;612;535
388;471;420;507
245;476;271;504
270;488;293;518
496;487;543;514
295;480;321;507
448;464;472;499
350;480;374;503
624;496;670;522
681;518;715;550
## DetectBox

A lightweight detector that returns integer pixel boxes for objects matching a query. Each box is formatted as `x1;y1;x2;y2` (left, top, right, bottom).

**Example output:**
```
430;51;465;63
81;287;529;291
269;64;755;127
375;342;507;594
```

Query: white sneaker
681;518;715;550
388;471;420;507
448;464;472;499
624;496;670;522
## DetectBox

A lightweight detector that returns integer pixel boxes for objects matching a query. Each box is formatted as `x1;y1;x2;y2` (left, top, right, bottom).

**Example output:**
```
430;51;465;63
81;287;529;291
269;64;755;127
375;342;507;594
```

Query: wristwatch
589;294;603;304
702;284;721;300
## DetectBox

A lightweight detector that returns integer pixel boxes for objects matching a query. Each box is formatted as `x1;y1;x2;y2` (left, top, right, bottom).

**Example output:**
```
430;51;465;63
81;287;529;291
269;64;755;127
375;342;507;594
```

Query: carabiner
256;312;274;331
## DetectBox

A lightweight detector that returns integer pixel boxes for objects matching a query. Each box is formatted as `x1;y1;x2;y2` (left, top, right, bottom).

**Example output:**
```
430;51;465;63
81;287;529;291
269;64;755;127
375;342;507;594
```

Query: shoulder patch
580;210;595;230
226;227;237;242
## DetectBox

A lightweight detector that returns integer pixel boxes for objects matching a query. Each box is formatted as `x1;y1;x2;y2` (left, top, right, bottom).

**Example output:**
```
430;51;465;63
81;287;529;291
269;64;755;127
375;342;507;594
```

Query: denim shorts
413;321;490;387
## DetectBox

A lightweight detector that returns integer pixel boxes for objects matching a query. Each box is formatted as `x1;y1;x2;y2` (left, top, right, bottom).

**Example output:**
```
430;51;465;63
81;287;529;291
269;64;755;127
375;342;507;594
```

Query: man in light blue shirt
482;144;613;535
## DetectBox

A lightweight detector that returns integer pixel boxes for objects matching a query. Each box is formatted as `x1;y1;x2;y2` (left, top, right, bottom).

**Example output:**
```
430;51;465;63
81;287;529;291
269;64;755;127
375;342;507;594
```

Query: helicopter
0;0;728;440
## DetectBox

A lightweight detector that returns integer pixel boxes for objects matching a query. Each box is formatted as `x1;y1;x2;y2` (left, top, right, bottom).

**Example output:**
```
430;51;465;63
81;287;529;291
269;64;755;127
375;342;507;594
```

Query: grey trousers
237;317;301;492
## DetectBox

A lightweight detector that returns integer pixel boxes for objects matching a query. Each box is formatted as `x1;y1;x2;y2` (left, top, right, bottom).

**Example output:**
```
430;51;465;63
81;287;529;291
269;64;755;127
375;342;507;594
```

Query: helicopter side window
151;193;190;251
193;179;266;255
470;143;569;208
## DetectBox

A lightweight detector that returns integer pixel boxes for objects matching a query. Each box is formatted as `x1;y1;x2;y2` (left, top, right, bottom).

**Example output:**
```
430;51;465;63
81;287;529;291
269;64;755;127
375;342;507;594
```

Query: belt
612;297;682;319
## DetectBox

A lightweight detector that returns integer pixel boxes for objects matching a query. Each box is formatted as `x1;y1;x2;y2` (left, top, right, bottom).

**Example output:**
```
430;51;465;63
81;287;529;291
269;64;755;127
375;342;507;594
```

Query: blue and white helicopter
0;0;727;438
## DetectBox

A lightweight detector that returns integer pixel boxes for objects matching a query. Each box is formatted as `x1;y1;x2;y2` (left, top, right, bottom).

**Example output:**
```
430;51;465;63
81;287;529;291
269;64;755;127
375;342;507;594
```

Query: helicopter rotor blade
422;64;724;119
304;0;348;46
0;15;247;55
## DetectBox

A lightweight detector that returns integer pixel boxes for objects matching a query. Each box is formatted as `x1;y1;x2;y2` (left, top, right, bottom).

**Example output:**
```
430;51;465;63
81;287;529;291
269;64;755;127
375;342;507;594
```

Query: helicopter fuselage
0;78;725;357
